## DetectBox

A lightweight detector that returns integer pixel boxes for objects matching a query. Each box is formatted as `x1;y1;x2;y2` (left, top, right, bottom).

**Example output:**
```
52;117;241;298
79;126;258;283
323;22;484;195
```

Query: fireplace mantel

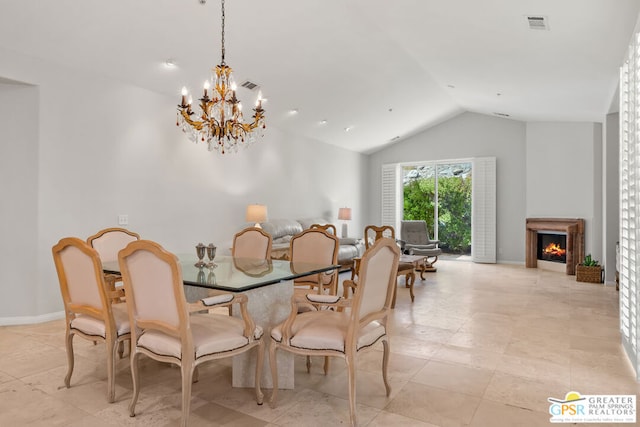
526;218;585;275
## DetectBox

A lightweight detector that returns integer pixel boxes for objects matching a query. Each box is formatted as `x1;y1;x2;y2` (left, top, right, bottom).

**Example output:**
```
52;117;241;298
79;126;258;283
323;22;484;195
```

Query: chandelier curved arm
175;0;266;154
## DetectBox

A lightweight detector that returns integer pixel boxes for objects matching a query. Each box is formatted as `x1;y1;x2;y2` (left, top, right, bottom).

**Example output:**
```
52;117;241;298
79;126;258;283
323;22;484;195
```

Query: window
619;31;640;379
402;162;472;254
381;157;495;262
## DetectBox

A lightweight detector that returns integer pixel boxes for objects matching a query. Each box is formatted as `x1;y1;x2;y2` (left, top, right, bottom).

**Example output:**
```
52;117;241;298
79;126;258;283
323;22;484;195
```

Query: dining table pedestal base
232;279;294;389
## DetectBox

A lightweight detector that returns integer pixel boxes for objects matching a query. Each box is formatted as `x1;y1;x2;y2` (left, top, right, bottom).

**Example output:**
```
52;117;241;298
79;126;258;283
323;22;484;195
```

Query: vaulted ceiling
0;0;639;153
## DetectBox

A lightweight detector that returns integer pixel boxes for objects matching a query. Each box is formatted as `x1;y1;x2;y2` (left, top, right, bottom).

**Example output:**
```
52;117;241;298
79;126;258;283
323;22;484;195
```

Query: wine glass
206;243;217;268
207;270;217;285
195;243;206;267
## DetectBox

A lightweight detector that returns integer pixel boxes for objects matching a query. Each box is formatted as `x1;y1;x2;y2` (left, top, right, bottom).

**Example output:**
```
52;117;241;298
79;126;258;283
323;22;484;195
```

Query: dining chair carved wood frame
269;237;401;427
232;226;273;259
230;226;274;315
87;227;140;301
309;223;337;236
290;228;340;297
118;240;265;427
347;225;416;307
52;237;131;404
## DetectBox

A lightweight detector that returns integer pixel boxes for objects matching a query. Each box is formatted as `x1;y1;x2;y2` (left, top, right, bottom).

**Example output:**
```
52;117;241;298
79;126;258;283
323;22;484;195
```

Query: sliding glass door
402;161;472;254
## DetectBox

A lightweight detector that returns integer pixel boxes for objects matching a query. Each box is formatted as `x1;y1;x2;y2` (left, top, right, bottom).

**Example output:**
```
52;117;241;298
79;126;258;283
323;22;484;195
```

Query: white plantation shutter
620;32;640;379
381;164;401;231
471;157;496;263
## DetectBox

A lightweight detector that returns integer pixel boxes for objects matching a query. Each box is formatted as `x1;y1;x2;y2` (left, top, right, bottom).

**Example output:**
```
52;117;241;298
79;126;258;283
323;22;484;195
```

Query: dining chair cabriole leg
129;352;141;417
382;338;391;396
269;344;279;406
181;361;195;427
193;366;199;383
323;356;330;375
64;331;74;388
106;336;116;403
255;342;265;405
346;350;357;427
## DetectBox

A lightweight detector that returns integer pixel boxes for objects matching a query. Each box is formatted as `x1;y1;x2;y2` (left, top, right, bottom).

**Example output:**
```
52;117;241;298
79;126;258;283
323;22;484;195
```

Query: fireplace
537;233;567;263
526;218;584;275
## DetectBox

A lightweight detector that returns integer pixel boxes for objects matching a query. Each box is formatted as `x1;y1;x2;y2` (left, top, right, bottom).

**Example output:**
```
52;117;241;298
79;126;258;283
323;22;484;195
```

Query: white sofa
260;218;364;270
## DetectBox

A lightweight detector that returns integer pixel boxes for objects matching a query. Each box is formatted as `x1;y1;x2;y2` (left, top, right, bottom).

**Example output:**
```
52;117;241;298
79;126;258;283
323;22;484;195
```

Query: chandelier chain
220;0;226;65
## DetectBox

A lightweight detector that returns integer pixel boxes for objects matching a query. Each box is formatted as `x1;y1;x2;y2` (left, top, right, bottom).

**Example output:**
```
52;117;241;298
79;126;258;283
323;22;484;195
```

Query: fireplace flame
543;243;566;257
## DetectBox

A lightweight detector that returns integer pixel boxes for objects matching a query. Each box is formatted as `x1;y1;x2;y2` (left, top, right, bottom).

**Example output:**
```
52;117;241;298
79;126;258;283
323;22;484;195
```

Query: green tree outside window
403;165;472;254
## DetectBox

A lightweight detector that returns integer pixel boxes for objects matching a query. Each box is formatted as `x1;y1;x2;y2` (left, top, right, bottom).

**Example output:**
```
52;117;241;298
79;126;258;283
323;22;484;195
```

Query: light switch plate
118;214;128;226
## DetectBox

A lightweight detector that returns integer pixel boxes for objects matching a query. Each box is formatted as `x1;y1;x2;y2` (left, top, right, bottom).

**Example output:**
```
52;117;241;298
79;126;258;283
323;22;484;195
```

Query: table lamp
246;204;268;228
338;207;352;238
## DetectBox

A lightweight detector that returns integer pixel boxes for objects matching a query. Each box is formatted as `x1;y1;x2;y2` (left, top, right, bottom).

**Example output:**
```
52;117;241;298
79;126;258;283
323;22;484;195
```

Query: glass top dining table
102;254;339;293
103;253;339;389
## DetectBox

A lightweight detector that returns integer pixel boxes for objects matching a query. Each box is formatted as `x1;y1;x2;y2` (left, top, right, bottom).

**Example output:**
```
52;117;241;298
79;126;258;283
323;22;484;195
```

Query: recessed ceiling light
344;126;352;132
289;109;299;115
320;119;328;125
164;59;177;69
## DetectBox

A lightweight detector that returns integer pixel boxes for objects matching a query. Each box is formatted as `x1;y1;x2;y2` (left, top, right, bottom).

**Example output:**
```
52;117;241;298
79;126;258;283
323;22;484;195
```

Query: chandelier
176;0;265;154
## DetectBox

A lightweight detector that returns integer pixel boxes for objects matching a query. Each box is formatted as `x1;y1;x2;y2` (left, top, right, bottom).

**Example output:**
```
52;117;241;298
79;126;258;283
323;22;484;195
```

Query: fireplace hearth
526;218;584;275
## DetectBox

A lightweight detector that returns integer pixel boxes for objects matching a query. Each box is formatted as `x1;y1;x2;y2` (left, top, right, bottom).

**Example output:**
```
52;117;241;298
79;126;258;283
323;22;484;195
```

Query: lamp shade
338;207;352;221
246;204;268;224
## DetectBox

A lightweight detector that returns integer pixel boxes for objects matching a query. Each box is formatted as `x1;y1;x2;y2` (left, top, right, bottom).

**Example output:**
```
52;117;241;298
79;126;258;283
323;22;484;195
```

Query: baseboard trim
0;311;65;326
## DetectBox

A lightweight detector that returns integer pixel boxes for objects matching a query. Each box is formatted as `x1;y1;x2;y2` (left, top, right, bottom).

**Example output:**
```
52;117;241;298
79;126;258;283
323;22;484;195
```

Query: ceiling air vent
526;15;549;30
240;80;259;91
493;112;510;118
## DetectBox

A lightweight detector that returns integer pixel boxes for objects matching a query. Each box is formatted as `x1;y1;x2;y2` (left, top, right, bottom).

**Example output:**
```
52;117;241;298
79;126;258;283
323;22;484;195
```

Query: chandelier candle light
176;0;265;154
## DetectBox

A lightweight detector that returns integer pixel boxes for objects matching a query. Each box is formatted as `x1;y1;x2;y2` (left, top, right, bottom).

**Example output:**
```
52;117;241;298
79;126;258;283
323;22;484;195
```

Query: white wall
525;122;603;260
0;48;366;322
0;81;39;318
368;112;527;263
369;112;606;266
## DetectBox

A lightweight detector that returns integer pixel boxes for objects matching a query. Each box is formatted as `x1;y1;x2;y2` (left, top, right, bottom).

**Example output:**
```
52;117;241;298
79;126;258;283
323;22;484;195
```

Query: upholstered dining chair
87;227;140;299
309;223;337;236
52;237;131;403
347;225;416;307
232;226;273;259
118;240;264;427
269;237;401;427
229;226;273;315
290;228;340;297
348;225;395;281
88;227;141;261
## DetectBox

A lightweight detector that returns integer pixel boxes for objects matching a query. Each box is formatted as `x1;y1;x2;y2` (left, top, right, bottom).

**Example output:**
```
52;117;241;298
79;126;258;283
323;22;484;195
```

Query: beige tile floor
1;260;637;426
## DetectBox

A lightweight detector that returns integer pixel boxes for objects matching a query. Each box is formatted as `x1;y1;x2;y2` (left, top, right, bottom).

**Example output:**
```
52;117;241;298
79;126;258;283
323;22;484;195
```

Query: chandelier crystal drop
176;0;265;154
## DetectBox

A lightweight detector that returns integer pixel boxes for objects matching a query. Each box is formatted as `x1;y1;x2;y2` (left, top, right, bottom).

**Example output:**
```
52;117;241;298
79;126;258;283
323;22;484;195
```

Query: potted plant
576;254;603;283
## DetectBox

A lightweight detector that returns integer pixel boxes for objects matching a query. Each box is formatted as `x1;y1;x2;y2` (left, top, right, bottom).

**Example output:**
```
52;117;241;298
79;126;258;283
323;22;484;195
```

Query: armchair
269;237;401;427
400;220;442;273
348;225;417;307
52;237;131;403
87;227;140;302
290;228;340;298
118;240;265;427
